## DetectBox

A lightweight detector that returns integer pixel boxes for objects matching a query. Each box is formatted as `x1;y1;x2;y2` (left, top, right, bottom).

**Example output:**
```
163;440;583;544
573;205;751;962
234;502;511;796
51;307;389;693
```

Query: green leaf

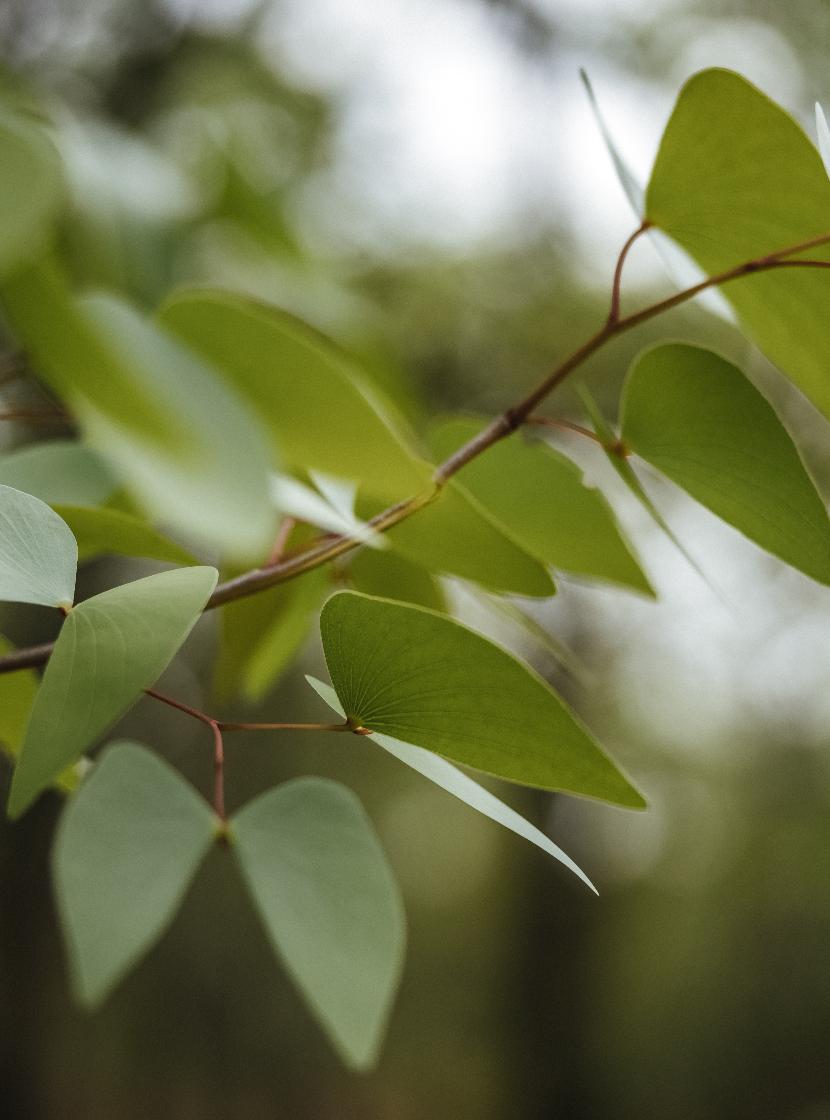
429;418;653;595
0;441;116;506
306;676;595;892
347;547;447;613
621;343;830;583
0;635;38;756
646;69;830;419
53;742;217;1007
0;110;63;278
231;777;405;1070
159;289;424;500
54;505;198;566
818;103;830;178
8;565;218;817
0;264;277;561
359;479;555;598
0;484;77;607
320;591;644;807
215;565;328;703
579;68;643;214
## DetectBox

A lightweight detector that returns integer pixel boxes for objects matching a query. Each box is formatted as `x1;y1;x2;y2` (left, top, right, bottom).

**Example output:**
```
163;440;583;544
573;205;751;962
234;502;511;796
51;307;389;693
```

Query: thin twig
524;415;604;445
608;219;652;325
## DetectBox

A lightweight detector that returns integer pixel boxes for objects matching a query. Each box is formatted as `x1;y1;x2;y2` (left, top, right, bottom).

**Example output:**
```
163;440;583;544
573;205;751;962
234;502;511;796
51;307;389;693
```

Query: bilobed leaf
8;565;218;817
53;742;217;1007
54;505;198;566
0;485;77;607
646;69;830;419
429;417;652;595
159;289;424;500
0;110;63;277
320;591;644;807
361;478;555;598
0;441;116;506
306;676;595;891
231;777;405;1070
0;264;277;561
621;343;830;583
348;548;447;613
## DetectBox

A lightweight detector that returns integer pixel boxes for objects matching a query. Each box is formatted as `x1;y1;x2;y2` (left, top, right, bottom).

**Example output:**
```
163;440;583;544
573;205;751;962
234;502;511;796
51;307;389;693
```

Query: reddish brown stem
524;415;604;445
219;720;351;733
0;408;67;423
608;219;652;324
211;719;225;821
265;516;297;567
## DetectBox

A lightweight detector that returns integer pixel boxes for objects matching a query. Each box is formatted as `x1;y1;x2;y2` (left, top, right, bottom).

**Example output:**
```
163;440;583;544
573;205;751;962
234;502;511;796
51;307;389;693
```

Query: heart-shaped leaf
231;777;405;1070
0;484;77;608
621;344;830;583
53;742;217;1007
320;591;644;807
9;565;218;817
306;675;596;891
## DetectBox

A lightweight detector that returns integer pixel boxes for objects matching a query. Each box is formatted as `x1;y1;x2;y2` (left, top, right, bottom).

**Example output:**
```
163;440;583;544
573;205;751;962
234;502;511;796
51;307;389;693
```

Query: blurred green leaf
159;289;424;499
429;417;653;595
55;505;198;566
0;484;77;607
9;565;218;817
0;634;37;756
347;547;447;612
646;69;830;418
818;103;830;178
1;265;277;561
231;777;405;1070
306;675;595;891
621;343;830;583
0;110;63;277
53;742;217;1007
320;591;644;807
0;441;116;506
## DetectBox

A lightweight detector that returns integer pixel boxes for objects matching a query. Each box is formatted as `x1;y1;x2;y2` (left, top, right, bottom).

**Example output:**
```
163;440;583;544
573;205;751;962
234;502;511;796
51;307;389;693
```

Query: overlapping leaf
621;344;830;582
55;505;197;566
231;777;406;1070
320;591;644;807
0;441;116;507
0;485;77;607
9;565;218;817
53;742;218;1006
348;548;447;613
429;417;652;595
646;69;830;418
0;110;63;277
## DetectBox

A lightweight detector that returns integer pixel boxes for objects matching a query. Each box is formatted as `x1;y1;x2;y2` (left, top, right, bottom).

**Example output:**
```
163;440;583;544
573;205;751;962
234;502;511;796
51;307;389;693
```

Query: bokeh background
2;1;830;1116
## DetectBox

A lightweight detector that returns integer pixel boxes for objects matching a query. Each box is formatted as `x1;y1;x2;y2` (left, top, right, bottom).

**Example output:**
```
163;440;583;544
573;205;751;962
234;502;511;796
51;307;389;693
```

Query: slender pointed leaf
53;742;217;1007
0;441;116;507
621;343;830;582
429;417;653;595
320;591;644;807
306;676;595;891
646;69;830;419
0;484;77;607
159;289;424;499
9;565;218;817
231;777;405;1070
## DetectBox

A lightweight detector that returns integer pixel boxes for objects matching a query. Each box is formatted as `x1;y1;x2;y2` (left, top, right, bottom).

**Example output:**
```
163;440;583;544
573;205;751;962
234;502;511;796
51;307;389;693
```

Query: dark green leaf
55;505;198;566
0;110;63;277
347;548;447;613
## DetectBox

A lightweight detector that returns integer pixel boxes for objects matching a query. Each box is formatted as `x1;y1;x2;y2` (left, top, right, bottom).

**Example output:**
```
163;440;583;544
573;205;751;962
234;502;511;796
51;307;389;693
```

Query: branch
2;229;829;675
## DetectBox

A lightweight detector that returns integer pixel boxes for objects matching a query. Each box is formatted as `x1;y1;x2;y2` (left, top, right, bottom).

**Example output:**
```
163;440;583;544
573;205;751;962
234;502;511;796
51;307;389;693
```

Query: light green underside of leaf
646;68;830;419
9;566;218;817
0;484;77;607
53;742;217;1007
320;591;644;808
159;289;424;500
231;777;406;1070
621;344;830;583
429;417;653;595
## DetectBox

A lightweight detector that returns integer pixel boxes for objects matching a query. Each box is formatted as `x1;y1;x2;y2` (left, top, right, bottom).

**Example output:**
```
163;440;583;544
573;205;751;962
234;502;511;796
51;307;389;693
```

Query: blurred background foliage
2;0;830;1116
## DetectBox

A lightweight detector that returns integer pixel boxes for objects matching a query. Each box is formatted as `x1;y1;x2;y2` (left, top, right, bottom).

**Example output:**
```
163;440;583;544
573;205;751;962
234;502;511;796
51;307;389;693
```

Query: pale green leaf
429;417;653;595
9;565;218;817
159;289;424;499
53;742;217;1007
621;343;830;583
0;441;116;506
54;505;198;566
231;777;405;1070
306;676;595;891
0;484;77;607
817;102;830;179
646;69;830;419
320;591;644;807
0;264;277;561
0;110;63;277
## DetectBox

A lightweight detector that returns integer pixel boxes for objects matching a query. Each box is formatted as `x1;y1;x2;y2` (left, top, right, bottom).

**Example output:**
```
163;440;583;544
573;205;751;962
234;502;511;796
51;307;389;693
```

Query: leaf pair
54;743;404;1071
